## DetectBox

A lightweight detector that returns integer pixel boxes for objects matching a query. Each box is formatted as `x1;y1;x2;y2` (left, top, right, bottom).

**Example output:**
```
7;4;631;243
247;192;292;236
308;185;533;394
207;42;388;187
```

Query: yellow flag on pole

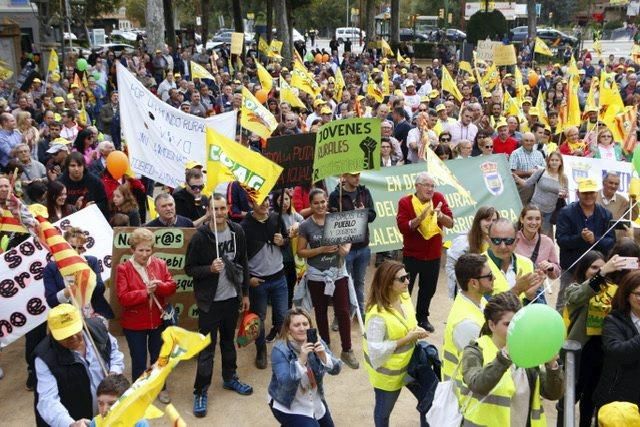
441;66;462;102
258;37;271;56
459;61;473;75
382;65;391;96
240;86;278;140
280;80;307;109
534;37;553;56
292;59;320;97
270;39;283;56
256;61;273;93
367;77;384;103
536;91;549;127
190;61;216;80
425;146;474;202
397;50;405;64
206;127;283;204
381;39;394;57
334;67;346;101
48;49;59;73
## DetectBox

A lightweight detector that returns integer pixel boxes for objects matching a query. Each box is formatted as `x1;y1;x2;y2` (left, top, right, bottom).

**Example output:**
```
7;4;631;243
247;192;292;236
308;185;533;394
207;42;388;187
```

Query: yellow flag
459;61;473;75
292;59;320;97
586;77;598;111
558;75;581;132
258;37;271;56
147;195;157;220
240;86;278;139
382;65;391;96
256;61;273;93
48;49;59;73
0;63;13;81
536;91;549;126
367;77;384;103
206;127;283;204
534;37;553;56
94;327;211;427
270;39;283;55
441;66;462;102
381;39;394;57
165;404;186;427
397;50;405;64
599;71;625;125
425;146;474;202
481;63;500;91
334;67;346;101
280;80;306;109
514;67;525;103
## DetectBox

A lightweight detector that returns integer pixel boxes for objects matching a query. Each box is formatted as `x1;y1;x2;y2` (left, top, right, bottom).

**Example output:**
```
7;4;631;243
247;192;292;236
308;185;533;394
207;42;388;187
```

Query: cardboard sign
109;227;197;334
476;40;500;62
0;206;113;348
325;155;522;253
493;44;517;66
231;32;245;55
312;118;381;182
322;210;369;246
263;133;316;188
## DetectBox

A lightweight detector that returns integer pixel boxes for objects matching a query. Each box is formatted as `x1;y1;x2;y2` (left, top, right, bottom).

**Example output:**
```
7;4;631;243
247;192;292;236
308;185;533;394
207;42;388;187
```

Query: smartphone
306;328;318;344
619;256;640;270
609;220;632;230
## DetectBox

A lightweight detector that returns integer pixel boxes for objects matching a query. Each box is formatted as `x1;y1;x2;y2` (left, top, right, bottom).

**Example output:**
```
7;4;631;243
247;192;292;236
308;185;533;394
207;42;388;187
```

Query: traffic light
439;8;444;19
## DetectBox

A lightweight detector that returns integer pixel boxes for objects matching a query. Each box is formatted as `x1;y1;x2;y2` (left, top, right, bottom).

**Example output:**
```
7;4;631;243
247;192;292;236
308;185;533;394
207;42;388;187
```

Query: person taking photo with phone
268;307;341;427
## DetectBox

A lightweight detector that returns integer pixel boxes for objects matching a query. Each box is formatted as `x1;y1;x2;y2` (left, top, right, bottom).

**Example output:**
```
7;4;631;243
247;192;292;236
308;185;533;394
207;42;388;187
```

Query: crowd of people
1;30;640;426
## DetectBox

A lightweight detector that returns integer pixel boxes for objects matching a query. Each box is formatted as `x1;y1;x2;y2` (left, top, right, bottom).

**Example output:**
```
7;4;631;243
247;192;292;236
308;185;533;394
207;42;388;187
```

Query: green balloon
633;145;640;176
506;304;565;368
76;58;88;71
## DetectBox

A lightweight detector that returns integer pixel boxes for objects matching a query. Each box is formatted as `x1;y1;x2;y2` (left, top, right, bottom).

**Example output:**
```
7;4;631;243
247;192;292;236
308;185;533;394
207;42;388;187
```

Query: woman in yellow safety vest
461;291;564;427
363;260;429;427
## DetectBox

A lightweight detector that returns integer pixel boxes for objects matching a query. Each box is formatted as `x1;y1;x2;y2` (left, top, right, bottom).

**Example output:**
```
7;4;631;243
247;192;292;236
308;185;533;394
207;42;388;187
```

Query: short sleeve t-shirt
214;227;238;301
298;217;339;271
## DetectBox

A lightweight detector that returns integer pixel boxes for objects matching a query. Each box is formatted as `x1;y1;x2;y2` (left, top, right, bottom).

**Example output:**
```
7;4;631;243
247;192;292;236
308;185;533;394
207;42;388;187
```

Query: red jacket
396;192;452;261
116;257;176;330
559;141;591;157
492;136;518;156
102;170;146;200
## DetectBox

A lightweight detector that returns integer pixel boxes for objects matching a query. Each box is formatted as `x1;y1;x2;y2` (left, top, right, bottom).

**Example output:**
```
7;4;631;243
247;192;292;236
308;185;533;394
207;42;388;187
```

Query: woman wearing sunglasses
560;250;627;427
363;260;429;427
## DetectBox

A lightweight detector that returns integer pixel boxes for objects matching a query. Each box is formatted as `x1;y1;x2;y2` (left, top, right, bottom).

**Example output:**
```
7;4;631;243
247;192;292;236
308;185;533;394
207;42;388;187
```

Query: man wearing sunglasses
442;254;494;381
484;218;545;301
173;168;210;227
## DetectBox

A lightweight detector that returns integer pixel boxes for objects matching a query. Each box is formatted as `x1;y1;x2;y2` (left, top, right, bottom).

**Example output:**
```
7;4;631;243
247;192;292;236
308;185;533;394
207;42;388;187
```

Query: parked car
510;26;577;46
399;28;431;42
445;28;466;42
91;43;136;55
335;27;365;43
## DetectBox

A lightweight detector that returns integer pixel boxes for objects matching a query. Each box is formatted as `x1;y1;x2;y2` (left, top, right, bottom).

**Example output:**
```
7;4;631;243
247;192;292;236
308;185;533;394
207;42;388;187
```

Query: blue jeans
374;388;401;427
270;401;335;426
346;246;371;318
123;327;163;382
249;274;288;347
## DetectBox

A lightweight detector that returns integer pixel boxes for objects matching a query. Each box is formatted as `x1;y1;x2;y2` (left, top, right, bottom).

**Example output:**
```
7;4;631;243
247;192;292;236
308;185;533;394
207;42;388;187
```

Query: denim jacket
268;339;341;408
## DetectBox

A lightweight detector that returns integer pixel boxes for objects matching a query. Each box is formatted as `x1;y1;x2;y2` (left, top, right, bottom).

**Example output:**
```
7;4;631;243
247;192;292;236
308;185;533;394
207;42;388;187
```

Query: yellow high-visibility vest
442;294;485;381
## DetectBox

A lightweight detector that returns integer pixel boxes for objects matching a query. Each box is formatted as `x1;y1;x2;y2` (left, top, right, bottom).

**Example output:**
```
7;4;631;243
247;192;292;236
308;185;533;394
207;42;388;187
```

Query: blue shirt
0;129;22;167
35;331;124;427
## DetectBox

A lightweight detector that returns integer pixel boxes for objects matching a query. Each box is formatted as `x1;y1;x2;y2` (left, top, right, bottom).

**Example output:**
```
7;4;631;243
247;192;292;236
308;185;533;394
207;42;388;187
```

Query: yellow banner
206;127;283;204
492;44;517;66
48;49;59;73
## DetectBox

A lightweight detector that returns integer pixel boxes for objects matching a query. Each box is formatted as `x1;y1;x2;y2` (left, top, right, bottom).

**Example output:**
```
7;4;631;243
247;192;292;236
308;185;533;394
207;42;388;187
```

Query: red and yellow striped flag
0;210;28;234
615;105;638;153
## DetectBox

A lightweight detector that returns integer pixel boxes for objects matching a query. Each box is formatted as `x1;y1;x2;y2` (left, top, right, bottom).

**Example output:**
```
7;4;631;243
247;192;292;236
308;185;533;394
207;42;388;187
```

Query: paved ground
0;257;565;426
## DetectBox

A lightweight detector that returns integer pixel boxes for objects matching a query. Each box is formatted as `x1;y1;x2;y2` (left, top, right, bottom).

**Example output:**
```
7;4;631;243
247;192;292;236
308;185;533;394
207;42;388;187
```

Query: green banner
326;155;523;253
313;118;381;182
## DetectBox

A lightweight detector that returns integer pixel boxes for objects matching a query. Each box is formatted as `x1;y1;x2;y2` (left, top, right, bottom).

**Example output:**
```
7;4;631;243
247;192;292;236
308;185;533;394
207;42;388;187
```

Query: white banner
0;205;113;348
562;155;633;203
117;63;237;188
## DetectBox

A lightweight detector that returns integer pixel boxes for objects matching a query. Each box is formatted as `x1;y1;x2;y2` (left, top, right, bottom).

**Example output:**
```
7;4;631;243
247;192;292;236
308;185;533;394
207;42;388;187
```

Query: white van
335;27;365;43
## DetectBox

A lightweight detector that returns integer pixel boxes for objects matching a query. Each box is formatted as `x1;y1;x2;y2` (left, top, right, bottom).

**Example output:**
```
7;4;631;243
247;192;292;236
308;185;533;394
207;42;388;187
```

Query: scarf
567;140;586;154
411;195;441;240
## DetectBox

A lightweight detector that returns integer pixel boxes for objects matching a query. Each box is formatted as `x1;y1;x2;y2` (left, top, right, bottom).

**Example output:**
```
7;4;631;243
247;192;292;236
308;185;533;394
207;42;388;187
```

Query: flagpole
210;199;220;259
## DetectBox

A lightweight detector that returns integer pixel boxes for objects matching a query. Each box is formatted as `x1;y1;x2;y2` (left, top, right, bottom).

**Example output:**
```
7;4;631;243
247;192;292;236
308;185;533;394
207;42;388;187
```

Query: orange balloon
314;53;322;63
322;53;330;63
106;150;129;180
528;70;539;88
255;89;268;104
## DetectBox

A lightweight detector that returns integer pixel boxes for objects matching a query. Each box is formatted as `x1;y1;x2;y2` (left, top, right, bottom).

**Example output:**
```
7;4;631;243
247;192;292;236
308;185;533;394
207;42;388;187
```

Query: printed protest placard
110;227;197;334
117;63;236;188
264;133;316;188
322;210;369;246
231;32;244;55
326;155;521;253
476;40;500;62
493;44;517;66
312;118;381;182
0;205;113;348
562;155;633;203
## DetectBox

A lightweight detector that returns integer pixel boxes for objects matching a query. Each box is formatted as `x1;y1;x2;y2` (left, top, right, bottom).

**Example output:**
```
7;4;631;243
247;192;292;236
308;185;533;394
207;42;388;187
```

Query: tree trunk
266;0;273;43
232;0;244;33
200;0;209;44
276;0;292;64
365;0;376;46
527;0;537;42
390;0;400;44
163;0;176;50
146;0;165;53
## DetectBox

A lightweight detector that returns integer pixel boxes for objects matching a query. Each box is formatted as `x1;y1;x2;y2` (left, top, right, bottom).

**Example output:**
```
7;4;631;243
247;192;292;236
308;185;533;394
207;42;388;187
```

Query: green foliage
466;10;507;44
412;42;438;58
124;0;146;26
603;20;623;30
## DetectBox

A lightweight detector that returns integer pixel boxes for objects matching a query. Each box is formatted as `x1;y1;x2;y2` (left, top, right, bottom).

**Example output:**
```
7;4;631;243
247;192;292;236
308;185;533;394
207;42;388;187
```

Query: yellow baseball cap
577;178;599;193
598;402;640;427
313;99;327;107
435;104;446;112
320;106;332;114
528;107;539;116
496;119;508;129
185;160;203;170
429;89;439;99
70;83;79;89
48;304;83;341
54;96;65;103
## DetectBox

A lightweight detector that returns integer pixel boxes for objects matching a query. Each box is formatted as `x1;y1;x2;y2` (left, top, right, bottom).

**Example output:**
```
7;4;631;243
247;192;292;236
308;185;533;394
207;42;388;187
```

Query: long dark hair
468;206;499;254
73;128;94;154
480;291;522;336
573;250;605;283
612;270;640;313
46;180;68;218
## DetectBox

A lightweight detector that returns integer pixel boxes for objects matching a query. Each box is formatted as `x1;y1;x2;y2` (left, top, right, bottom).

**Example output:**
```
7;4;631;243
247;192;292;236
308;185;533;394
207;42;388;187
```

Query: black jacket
172;187;208;222
328;184;376;249
58;171;109;219
240;212;289;261
34;318;111;426
185;221;249;313
593;309;640;407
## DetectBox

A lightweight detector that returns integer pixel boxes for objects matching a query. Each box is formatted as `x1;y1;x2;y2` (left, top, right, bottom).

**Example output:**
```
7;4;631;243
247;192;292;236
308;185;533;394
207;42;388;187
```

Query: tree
527;0;537;42
201;0;210;40
125;0;146;26
390;0;400;43
232;0;244;33
146;0;165;52
466;10;507;44
163;0;176;50
364;0;376;45
275;0;292;63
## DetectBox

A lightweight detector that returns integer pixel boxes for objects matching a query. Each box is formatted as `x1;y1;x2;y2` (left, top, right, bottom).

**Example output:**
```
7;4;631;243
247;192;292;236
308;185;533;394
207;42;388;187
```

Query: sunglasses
419;108;427;112
484;145;493;149
490;237;516;246
475;273;495;281
395;274;410;282
189;184;204;191
440;138;451;142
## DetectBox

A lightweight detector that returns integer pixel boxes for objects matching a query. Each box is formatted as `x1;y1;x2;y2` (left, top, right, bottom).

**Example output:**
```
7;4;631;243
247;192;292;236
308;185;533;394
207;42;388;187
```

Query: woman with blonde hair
592;127;624;161
116;228;176;403
16;111;40;160
363;260;429;426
